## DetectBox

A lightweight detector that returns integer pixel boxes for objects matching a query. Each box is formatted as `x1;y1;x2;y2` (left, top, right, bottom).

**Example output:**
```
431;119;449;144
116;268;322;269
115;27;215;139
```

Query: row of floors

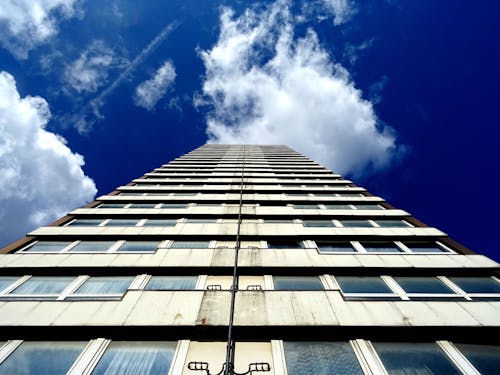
0;337;497;374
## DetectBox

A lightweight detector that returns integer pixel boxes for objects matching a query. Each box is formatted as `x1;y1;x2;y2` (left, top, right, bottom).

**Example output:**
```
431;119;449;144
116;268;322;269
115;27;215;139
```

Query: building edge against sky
0;144;498;374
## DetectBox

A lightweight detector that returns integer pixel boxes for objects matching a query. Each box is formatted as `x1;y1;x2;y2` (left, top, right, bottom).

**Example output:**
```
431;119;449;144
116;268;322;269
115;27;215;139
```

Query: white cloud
199;1;399;177
0;0;81;59
134;61;176;111
0;71;96;247
64;41;126;93
323;0;355;25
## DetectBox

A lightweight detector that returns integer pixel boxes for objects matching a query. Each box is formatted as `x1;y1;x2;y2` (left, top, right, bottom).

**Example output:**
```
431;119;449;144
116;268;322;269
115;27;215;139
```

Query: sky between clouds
0;0;498;260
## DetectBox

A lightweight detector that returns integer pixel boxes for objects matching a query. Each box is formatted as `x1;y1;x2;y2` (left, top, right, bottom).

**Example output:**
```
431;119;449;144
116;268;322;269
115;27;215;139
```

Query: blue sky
0;0;499;260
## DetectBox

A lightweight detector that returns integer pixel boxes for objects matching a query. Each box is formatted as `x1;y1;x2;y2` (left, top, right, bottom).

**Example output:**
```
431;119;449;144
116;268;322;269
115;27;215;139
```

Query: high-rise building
0;144;498;374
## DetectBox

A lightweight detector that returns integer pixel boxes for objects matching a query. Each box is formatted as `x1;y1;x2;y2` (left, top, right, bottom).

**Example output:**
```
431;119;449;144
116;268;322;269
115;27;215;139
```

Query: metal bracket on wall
187;361;271;375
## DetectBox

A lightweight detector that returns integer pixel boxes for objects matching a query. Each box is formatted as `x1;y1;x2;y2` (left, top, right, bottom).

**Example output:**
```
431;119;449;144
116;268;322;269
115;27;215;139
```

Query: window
403;242;448;253
143;219;177;227
170;241;211;249
266;240;304;249
22;241;73;253
69;241;115;253
0;277;18;292
456;344;500;375
98;203;127;208
273;276;323;290
373;342;461;375
336;276;397;300
68;219;104;226
283;342;363;375
360;241;403;253
119;192;144;196
316;241;356;253
92;341;176;375
71;277;133;299
145;276;197;290
8;277;75;299
323;204;353;210
339;220;373;228
449;277;500;294
117;241;160;252
0;341;86;374
129;203;158;209
293;204;321;209
105;219;140;226
174;192;197;196
161;203;188;208
374;220;411;227
264;219;295;224
394;277;460;299
303;220;334;227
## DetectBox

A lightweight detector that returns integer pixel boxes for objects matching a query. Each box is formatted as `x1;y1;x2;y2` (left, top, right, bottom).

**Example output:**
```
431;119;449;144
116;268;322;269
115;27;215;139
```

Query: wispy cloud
0;0;82;59
64;40;127;93
69;21;179;133
343;38;375;65
198;1;400;177
0;71;96;247
134;60;176;111
322;0;356;25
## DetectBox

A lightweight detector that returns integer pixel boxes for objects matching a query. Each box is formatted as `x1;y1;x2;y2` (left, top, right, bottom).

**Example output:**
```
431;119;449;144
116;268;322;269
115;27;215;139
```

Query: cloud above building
0;0;81;59
64;41;127;93
0;71;96;246
134;60;176;111
199;1;399;177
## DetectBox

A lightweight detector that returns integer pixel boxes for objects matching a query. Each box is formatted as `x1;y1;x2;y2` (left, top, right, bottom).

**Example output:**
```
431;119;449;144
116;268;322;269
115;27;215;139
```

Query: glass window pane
0;277;20;292
98;203;127;208
266;240;304;249
294;204;320;209
120;192;144;196
336;276;393;294
75;277;133;294
24;241;73;253
317;242;356;253
375;220;410;227
456;344;500;375
105;219;140;226
0;341;86;375
274;276;323;290
449;277;500;294
303;220;334;227
170;241;210;249
404;242;446;253
175;192;196;196
374;342;461;375
68;219;103;226
394;277;454;294
143;219;177;227
129;203;157;209
69;241;115;253
283;341;363;375
354;204;383;210
145;276;197;290
340;220;373;228
361;242;402;253
92;341;176;375
324;204;353;210
117;241;159;252
10;277;75;295
264;219;295;224
186;219;217;223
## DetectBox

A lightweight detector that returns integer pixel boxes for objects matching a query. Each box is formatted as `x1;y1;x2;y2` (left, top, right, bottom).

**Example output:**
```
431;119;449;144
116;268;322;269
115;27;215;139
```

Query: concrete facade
0;144;498;374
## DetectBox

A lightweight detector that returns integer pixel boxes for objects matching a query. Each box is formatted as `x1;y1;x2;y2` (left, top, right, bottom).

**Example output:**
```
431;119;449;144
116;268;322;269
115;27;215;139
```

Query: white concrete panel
125;291;203;325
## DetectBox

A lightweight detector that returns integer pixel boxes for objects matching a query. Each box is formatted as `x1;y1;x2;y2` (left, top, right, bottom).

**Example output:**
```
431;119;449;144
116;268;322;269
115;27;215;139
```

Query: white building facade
0;144;498;374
